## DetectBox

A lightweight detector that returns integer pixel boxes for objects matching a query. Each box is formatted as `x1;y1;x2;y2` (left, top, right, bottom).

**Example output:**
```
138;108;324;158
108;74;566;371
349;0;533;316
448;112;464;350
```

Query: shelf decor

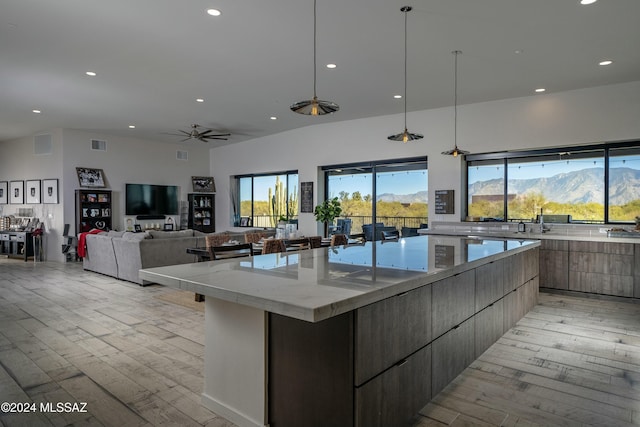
26;180;41;204
42;179;59;204
10;181;24;204
76;167;106;188
192;176;215;193
0;181;7;204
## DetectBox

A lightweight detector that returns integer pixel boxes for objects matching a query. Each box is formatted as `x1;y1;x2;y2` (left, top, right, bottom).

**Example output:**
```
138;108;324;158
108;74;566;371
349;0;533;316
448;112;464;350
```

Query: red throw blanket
77;229;105;258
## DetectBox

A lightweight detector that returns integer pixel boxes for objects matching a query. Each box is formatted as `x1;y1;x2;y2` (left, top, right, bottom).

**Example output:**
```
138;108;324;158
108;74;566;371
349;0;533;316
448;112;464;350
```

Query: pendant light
388;6;423;143
442;50;469;157
290;0;339;116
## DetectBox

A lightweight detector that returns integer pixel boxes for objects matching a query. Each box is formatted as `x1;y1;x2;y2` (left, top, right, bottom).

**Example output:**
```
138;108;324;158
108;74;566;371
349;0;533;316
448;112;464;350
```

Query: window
235;171;299;227
323;157;428;238
466;141;640;224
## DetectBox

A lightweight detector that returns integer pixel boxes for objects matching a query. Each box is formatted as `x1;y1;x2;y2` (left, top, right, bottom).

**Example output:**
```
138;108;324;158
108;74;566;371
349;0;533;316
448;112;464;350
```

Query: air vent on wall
34;134;52;155
176;150;188;161
91;139;107;151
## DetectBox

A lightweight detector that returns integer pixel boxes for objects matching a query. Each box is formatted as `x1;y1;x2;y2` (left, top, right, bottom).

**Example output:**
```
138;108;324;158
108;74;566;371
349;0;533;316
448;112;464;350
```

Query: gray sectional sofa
82;228;274;285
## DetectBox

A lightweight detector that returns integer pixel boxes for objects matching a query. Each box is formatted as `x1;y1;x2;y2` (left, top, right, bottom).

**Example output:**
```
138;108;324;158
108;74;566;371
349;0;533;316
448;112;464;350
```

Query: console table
0;231;35;262
141;235;540;427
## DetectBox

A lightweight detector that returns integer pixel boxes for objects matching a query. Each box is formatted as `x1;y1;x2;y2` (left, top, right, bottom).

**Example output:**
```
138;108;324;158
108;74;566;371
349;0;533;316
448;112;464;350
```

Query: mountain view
377;191;429;204
469;167;640;205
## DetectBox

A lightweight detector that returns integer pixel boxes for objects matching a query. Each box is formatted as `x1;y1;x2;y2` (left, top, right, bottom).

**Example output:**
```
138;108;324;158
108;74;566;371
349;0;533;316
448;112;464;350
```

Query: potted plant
314;197;342;236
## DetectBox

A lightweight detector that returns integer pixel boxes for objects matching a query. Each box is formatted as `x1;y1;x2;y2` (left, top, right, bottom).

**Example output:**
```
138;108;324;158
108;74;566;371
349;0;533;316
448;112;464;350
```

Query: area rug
154;290;204;312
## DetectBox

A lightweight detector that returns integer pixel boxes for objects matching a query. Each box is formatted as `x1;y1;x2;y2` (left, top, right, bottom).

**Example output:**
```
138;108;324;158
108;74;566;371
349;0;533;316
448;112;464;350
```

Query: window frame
234;170;299;227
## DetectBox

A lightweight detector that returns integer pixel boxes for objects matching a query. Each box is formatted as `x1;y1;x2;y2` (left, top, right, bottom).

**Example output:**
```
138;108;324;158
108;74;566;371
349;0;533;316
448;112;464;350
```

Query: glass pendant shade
290;0;339;116
388;6;422;142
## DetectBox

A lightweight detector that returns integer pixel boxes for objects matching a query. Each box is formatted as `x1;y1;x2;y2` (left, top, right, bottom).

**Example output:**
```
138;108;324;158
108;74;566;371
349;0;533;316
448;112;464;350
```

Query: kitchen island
140;235;540;427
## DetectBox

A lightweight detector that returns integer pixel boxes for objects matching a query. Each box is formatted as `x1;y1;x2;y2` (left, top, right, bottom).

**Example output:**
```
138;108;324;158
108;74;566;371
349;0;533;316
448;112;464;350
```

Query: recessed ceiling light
514;50;523;54
196;98;204;103
580;0;597;4
85;71;97;76
207;8;221;16
326;63;337;69
32;109;41;114
599;60;613;66
270;116;277;120
535;88;546;93
128;125;136;129
393;95;402;99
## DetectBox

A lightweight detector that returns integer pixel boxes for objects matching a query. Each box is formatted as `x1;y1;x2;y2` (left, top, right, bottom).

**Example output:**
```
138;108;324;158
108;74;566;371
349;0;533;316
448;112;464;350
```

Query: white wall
211;81;640;237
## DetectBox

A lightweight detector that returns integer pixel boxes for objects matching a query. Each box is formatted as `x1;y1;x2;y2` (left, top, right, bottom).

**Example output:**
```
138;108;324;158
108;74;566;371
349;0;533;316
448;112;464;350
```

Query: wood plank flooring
1;258;640;426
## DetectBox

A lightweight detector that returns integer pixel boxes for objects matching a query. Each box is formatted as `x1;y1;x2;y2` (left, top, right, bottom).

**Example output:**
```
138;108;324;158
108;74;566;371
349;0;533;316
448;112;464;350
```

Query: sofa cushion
122;231;150;241
148;229;194;239
108;230;125;238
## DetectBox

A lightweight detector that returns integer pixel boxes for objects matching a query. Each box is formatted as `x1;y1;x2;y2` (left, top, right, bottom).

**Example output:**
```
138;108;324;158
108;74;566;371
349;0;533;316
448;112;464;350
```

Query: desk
143;236;540;427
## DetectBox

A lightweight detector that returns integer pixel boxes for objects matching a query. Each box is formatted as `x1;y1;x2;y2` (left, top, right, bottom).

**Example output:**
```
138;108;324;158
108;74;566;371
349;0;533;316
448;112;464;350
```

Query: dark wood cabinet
0;231;34;261
475;299;504;358
569;241;634;296
432;317;475;396
187;193;215;233
75;189;112;233
432;269;475;338
540;239;569;289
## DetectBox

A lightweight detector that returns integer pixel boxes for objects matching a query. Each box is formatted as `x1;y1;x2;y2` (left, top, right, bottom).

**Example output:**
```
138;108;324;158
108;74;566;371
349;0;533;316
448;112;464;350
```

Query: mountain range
376;167;640;205
469;167;640;205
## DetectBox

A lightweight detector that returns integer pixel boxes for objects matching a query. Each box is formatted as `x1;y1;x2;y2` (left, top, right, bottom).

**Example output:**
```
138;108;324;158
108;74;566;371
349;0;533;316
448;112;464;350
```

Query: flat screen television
125;183;179;216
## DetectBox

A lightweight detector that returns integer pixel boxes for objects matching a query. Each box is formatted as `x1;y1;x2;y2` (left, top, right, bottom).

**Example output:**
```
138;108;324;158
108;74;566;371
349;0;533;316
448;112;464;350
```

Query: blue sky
328;170;428;198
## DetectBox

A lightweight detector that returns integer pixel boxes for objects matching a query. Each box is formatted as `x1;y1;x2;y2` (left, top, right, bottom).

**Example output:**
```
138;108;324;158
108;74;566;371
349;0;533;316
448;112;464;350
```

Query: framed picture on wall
0;181;7;204
26;180;41;204
42;179;59;204
192;176;216;192
10;181;24;204
76;167;106;188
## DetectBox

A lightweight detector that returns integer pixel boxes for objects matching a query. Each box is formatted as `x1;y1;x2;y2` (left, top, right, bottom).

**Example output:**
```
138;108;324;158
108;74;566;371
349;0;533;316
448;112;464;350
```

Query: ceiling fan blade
205;136;229;140
180;137;192;142
162;131;191;137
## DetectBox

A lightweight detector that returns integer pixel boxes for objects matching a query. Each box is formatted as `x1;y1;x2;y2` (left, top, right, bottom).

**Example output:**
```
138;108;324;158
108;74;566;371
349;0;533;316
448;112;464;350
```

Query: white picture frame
10;181;23;204
26;179;41;204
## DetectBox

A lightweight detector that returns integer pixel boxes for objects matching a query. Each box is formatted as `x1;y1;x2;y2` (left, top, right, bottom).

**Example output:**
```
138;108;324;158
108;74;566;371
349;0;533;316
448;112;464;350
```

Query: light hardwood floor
1;258;639;426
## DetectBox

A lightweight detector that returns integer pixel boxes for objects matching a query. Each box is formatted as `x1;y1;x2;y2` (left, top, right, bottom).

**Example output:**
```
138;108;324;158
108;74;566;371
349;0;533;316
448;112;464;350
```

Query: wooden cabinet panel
355;345;431;427
540;239;569;252
355;285;431;386
504;251;525;294
569;241;634;297
475;259;504;311
569;241;634;255
503;285;525;331
569;271;633;296
540;248;568;289
432;270;475;338
431;318;475;397
635;244;640;298
524;247;540;283
475;299;504;358
570;252;633;276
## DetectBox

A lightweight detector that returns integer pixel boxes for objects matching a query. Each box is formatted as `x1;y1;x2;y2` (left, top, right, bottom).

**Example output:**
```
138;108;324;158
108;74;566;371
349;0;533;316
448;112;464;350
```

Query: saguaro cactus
269;177;286;227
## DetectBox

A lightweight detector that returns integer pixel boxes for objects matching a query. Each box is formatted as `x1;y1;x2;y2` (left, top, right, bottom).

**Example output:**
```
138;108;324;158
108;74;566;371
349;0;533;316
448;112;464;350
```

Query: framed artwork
240;217;249;227
134;224;142;232
300;181;314;213
76;167;106;188
164;223;174;231
0;181;7;204
26;180;41;204
42;179;59;204
192;176;216;192
10;181;24;204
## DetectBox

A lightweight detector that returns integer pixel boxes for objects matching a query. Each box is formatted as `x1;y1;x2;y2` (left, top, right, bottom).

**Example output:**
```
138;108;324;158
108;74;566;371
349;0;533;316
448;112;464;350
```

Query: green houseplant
314;197;342;236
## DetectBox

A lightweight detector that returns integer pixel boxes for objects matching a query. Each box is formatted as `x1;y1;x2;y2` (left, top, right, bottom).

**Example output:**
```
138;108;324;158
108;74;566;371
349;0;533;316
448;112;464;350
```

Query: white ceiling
1;0;639;146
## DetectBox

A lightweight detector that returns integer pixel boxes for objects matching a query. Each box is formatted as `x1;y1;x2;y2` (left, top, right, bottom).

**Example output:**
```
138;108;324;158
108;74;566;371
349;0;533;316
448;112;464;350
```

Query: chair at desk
381;229;400;241
61;224;78;262
330;233;348;246
211;243;253;260
262;239;287;254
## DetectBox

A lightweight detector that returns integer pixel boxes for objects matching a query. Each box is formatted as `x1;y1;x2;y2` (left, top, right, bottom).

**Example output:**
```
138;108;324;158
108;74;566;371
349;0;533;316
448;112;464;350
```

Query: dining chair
309;236;323;248
284;237;310;251
211;243;253;260
330;233;348;246
262;239;287;254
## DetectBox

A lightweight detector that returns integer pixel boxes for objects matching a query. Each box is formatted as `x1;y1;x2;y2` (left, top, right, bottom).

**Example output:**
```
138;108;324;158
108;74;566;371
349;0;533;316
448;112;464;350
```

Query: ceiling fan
165;124;231;142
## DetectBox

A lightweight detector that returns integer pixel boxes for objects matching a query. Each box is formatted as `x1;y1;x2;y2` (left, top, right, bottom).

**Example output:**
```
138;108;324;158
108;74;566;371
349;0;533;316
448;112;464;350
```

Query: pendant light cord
453;50;460;149
313;0;317;98
403;8;408;130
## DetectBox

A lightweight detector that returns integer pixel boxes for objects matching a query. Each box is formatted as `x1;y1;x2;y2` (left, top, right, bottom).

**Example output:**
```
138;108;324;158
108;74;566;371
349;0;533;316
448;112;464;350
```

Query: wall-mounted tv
125;183;179;217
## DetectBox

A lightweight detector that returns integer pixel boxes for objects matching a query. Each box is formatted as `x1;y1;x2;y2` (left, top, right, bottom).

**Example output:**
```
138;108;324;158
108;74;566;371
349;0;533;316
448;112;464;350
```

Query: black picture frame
76;167;106;188
26;180;41;204
0;181;7;204
10;181;23;204
134;224;142;232
163;223;174;231
192;176;216;193
42;178;59;204
300;181;314;213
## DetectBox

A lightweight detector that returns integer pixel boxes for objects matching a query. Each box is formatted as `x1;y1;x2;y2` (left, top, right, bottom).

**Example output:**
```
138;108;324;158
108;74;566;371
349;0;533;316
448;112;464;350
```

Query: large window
466;142;640;224
323;157;428;238
236;171;298;227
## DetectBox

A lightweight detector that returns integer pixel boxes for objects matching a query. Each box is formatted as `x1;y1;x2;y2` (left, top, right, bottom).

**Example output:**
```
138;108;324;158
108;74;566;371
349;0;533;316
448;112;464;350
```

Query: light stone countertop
140;235;540;322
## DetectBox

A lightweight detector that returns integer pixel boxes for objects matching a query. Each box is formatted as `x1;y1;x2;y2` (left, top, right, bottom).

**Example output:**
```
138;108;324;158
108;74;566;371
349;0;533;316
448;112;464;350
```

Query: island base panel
203;298;268;427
